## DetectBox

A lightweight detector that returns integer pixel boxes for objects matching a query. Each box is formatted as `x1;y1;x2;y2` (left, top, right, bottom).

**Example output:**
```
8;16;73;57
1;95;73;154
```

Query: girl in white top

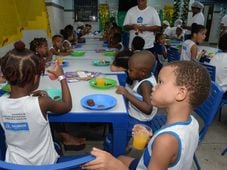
209;33;227;93
0;41;72;165
180;23;206;61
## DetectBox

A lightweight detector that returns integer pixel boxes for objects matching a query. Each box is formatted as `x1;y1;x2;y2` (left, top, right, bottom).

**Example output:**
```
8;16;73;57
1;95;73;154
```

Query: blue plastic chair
201;63;216;82
193;81;224;170
0;128;95;170
167;47;180;62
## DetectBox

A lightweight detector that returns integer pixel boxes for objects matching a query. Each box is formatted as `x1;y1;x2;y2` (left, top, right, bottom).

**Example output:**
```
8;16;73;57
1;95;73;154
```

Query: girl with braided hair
0;41;72;165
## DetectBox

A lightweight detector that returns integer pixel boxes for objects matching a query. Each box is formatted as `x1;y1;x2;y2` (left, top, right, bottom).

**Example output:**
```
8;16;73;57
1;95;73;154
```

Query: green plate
89;78;117;89
45;88;62;101
71;51;85;57
102;51;116;57
1;83;11;93
92;60;110;66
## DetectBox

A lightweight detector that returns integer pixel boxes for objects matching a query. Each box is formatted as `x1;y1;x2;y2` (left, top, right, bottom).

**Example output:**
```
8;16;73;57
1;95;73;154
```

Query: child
116;50;157;138
50;35;71;56
153;33;167;58
209;32;227;95
180;23;206;61
108;33;123;51
110;49;134;72
166;26;184;41
131;36;145;52
30;38;52;66
0;41;72;165
30;38;86;151
82;61;211;170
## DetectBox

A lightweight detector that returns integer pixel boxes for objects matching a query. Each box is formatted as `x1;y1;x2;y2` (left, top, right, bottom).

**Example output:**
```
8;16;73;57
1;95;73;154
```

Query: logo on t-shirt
4;122;29;131
137;16;143;24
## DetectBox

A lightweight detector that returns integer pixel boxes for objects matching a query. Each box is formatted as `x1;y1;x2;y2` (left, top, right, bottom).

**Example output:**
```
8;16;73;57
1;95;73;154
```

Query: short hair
111;33;122;44
113;49;134;69
218;32;227;51
52;34;63;41
30;38;47;52
191;23;206;35
164;61;210;108
132;36;145;50
155;33;164;43
1;41;45;88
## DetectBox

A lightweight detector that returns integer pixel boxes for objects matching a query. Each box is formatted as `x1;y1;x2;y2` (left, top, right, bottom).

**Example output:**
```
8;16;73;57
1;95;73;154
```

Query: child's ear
176;86;187;102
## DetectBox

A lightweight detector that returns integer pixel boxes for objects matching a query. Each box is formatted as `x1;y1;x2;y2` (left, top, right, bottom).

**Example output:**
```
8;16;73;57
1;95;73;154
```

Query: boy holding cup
82;61;211;170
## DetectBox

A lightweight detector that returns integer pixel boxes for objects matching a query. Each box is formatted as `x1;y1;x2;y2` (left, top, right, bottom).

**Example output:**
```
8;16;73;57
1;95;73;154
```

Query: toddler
50;35;71;56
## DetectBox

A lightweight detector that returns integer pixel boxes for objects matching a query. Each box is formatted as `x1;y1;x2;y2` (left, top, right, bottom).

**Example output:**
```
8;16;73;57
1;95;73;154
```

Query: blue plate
80;94;117;110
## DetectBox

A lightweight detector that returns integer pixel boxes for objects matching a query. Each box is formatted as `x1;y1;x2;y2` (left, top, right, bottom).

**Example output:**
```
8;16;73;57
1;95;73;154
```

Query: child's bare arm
117;82;154;114
147;134;178;170
38;63;72;115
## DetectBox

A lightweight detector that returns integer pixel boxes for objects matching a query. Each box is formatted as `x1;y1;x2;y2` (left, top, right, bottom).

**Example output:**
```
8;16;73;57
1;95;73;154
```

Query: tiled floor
63;105;227;170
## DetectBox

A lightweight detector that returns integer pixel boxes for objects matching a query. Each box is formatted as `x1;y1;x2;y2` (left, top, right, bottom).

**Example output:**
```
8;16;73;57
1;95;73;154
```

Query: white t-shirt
137;116;199;170
126;76;158;121
186;12;205;35
123;6;161;49
209;52;227;92
180;39;196;61
165;27;185;40
0;95;59;165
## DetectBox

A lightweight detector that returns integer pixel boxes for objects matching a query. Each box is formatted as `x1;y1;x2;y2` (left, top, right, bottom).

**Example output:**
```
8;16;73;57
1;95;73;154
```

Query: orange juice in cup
132;124;151;150
57;56;63;65
96;76;105;86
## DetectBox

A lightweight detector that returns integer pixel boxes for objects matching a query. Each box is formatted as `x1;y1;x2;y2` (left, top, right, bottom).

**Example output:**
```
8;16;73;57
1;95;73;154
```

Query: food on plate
87;99;95;106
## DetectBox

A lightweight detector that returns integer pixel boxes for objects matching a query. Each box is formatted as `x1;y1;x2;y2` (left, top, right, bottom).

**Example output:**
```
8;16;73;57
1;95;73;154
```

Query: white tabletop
38;75;127;113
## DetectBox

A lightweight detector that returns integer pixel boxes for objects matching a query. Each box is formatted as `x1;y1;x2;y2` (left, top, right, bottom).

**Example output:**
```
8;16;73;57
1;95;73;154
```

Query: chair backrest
201;63;216;81
167;47;180;62
194;81;224;142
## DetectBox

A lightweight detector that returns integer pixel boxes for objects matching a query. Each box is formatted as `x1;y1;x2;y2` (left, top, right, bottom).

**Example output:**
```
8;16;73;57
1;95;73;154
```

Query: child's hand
132;124;153;137
47;62;64;78
116;86;128;96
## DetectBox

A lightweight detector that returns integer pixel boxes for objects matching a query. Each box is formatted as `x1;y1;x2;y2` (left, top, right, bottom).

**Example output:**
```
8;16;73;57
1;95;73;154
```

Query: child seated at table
30;38;86;152
165;26;185;41
209;32;227;96
180;23;206;61
50;35;71;56
83;61;211;170
108;33;124;51
153;33;167;58
115;50;158;141
110;49;134;72
131;36;145;52
0;41;73;165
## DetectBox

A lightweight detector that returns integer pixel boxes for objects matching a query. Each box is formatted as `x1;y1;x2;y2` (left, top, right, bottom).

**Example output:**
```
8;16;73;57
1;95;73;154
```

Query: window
74;0;98;22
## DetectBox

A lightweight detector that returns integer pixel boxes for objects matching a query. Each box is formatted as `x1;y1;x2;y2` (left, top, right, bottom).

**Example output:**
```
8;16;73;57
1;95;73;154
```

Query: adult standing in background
184;1;205;39
123;0;161;52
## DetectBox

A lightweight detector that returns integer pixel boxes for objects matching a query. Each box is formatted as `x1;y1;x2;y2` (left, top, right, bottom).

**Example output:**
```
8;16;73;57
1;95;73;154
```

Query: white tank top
0;95;59;165
136;116;199;170
180;40;196;61
127;76;158;121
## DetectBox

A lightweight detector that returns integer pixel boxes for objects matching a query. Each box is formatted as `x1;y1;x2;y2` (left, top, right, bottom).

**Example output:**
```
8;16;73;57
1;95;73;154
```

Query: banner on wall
0;0;51;47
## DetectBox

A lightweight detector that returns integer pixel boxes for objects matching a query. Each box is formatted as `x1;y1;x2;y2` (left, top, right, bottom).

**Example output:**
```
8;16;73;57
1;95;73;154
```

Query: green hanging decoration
173;0;181;24
182;0;190;25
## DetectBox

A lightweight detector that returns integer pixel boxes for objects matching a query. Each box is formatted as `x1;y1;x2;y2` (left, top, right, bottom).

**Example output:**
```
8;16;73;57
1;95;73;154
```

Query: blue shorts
129;158;139;170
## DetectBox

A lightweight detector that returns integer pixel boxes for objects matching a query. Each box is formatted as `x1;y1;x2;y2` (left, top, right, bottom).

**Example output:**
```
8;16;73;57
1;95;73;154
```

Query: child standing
82;61;211;170
0;41;72;165
180;23;206;61
116;50;157;136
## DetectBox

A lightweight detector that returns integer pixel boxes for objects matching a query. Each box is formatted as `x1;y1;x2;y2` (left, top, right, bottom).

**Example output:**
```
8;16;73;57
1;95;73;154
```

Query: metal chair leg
193;154;201;170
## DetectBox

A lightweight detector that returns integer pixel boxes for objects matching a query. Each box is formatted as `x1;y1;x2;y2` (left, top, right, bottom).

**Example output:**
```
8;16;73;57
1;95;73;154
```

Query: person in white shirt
123;0;161;51
184;1;205;39
162;20;171;35
209;33;227;94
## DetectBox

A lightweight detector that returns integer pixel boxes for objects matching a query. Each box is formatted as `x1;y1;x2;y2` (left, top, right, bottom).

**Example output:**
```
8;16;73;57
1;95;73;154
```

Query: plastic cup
57;56;63;65
96;76;105;86
132;124;152;150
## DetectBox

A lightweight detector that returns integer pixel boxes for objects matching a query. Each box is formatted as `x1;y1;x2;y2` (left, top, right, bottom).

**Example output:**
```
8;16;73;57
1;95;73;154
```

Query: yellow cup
57;56;63;65
132;125;151;150
96;76;105;86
